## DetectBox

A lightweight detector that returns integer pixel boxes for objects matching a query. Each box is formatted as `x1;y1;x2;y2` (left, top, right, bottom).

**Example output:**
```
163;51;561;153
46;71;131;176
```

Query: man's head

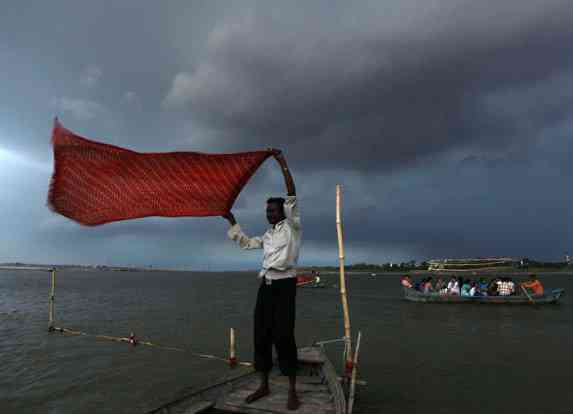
266;197;286;225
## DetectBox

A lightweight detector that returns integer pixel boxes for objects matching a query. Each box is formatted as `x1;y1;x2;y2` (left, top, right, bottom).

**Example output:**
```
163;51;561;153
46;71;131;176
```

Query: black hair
267;197;286;211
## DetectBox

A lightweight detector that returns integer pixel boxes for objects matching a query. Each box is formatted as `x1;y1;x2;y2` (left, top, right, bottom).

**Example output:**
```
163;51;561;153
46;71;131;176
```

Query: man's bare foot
287;390;300;410
245;386;270;404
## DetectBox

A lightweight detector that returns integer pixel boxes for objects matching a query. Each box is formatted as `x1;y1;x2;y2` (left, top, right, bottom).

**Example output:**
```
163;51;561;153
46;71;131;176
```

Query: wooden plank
271;375;325;385
298;347;326;363
319;348;346;414
182;400;214;413
269;378;328;393
272;383;328;393
223;391;331;405
224;388;332;404
221;401;336;414
225;385;331;398
222;389;333;411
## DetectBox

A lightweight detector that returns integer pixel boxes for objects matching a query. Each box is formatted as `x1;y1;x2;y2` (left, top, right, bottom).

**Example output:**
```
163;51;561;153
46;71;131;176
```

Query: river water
1;270;573;413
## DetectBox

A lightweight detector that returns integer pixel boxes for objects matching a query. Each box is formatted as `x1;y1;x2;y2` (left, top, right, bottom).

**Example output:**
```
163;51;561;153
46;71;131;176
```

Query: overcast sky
1;0;572;270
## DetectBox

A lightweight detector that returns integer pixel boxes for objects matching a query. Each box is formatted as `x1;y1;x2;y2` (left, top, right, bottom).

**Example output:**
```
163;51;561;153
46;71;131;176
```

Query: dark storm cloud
2;1;573;268
164;1;573;171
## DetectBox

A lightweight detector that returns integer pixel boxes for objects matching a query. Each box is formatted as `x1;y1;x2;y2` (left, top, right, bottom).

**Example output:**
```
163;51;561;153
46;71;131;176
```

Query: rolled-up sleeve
283;196;301;230
227;224;263;250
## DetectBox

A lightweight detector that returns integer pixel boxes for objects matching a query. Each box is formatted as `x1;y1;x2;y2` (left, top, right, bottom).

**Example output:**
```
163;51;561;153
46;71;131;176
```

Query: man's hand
268;148;288;169
267;148;283;159
222;211;237;226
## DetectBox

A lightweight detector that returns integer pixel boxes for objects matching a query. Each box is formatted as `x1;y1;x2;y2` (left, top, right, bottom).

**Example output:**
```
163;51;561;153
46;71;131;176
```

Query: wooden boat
403;287;565;304
145;346;346;414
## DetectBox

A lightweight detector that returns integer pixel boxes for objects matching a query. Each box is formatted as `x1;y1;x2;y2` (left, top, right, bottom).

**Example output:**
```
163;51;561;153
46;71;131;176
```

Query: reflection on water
1;270;573;413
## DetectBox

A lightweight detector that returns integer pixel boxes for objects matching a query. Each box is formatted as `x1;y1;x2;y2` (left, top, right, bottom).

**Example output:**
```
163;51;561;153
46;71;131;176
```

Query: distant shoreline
2;264;571;274
0;263;183;272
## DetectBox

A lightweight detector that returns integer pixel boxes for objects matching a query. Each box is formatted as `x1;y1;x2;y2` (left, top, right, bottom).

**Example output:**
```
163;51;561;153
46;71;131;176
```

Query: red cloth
48;120;272;226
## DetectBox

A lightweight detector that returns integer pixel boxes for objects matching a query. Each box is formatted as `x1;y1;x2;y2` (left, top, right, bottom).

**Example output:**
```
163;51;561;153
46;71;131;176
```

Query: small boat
403;287;565;304
145;346;346;414
296;273;325;288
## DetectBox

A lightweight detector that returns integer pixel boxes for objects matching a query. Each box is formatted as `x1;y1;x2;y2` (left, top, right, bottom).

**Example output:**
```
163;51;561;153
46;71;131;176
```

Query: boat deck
147;347;345;414
218;348;333;414
218;375;334;414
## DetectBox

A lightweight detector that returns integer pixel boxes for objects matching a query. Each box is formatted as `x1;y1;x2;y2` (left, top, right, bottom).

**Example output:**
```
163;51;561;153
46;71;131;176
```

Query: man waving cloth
47;122;301;409
223;149;301;410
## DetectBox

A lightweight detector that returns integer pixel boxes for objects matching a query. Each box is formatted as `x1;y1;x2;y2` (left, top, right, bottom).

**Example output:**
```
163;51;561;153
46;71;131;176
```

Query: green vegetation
302;259;573;273
301;261;429;272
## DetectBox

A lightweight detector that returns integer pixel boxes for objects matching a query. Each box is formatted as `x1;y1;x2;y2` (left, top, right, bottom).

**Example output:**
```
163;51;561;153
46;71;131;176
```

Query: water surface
1;270;573;413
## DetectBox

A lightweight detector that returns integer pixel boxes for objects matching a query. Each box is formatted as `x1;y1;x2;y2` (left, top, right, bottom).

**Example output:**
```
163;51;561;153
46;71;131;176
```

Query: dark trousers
254;277;298;376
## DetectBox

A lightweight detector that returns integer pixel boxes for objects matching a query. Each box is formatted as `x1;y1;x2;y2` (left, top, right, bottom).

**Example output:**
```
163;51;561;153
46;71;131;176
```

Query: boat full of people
401;275;564;304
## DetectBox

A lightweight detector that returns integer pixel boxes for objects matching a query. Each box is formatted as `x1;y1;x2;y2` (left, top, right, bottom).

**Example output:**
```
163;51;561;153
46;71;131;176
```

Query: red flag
48;120;272;226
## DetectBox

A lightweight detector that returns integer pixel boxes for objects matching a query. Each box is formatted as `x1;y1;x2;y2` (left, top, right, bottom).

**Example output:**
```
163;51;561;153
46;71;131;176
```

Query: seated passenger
448;277;460;295
521;275;544;296
508;278;516;295
478;278;489;292
488;279;499;296
401;275;413;289
446;277;456;293
469;282;478;297
423;277;434;294
497;277;513;296
461;279;472;297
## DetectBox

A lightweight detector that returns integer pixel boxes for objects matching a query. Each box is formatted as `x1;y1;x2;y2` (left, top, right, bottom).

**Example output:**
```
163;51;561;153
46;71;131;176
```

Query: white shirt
228;196;301;280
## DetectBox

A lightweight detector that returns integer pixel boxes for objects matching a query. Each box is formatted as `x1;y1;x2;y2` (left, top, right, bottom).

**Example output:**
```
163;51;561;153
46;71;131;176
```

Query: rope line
313;337;347;346
48;326;252;367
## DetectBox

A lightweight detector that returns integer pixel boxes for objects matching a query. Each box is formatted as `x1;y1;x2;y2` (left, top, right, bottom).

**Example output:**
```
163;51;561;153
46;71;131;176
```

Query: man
521;275;544;296
222;149;301;410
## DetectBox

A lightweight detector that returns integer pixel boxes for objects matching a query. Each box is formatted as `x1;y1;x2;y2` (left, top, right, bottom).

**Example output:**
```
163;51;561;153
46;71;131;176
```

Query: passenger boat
403;287;565;304
145;346;346;414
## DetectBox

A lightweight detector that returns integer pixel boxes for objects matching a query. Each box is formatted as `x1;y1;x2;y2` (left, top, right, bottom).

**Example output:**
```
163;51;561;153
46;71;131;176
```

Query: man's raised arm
269;149;295;196
268;149;300;229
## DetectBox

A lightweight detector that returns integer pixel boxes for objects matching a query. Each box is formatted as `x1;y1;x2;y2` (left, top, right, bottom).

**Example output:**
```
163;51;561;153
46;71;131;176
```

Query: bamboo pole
48;268;56;329
347;331;362;414
229;328;237;366
336;184;352;374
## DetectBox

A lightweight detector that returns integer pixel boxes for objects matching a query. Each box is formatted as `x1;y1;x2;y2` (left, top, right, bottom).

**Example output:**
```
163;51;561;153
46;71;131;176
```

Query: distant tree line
303;258;573;272
303;261;430;272
519;258;573;269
